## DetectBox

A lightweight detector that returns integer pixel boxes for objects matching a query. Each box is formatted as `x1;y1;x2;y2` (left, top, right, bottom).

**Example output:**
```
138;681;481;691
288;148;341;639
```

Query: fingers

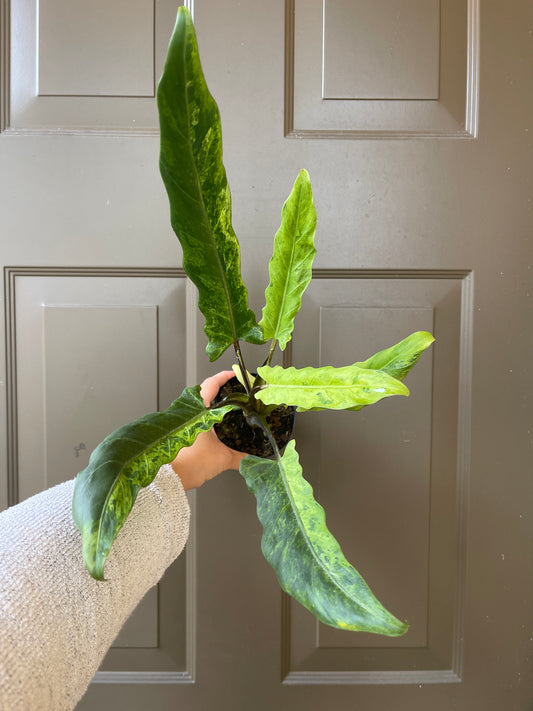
200;369;248;467
199;370;247;467
199;370;235;406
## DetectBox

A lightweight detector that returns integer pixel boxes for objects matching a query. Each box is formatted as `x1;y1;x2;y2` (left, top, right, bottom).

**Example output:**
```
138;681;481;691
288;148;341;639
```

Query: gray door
1;1;531;709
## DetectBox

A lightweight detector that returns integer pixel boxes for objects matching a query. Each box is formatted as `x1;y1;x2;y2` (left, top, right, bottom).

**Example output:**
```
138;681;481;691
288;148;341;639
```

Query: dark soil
212;376;295;457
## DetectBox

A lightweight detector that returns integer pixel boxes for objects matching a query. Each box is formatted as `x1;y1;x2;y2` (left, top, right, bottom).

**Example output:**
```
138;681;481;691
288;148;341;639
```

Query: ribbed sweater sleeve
0;464;190;711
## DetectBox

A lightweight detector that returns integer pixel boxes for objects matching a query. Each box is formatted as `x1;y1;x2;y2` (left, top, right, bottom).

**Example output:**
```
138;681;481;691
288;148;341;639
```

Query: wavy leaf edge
73;385;234;579
356;330;435;381
240;441;408;636
259;169;317;351
256;363;409;411
157;6;263;361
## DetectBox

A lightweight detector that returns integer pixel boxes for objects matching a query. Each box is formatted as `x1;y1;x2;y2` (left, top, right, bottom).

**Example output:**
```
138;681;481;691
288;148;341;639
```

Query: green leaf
355;331;435;381
256;364;409;411
72;386;233;579
259;170;317;351
240;441;407;635
157;7;263;361
232;363;254;390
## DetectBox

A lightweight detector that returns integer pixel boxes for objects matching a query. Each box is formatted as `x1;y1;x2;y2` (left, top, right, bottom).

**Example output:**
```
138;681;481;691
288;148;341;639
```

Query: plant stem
209;392;249;410
245;410;281;459
234;341;252;394
263;339;278;367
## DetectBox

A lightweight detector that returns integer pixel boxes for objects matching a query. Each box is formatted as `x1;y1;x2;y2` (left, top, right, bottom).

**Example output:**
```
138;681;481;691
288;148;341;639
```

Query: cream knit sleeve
0;464;190;711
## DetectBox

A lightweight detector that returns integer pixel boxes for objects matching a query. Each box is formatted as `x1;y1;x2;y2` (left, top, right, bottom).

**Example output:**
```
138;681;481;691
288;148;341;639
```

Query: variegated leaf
157;7;263;361
256;363;409;411
72;386;234;579
260;169;316;351
240;441;407;635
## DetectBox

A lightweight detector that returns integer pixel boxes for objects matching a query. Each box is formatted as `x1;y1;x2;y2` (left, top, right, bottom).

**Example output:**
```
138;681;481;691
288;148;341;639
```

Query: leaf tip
89;567;106;582
391;619;409;637
82;547;106;581
418;330;436;345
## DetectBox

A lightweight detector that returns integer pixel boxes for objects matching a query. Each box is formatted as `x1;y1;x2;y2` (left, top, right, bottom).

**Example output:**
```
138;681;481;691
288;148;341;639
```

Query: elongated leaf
256;364;409;411
72;386;234;579
259;170;316;350
157;7;263;361
240;441;407;635
356;331;435;381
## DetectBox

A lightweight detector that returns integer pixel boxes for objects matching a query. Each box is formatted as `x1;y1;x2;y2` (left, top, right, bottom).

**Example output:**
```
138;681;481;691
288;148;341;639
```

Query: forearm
0;464;190;711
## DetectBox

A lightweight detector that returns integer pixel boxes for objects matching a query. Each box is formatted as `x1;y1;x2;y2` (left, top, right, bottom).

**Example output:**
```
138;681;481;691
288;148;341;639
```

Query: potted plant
72;7;434;637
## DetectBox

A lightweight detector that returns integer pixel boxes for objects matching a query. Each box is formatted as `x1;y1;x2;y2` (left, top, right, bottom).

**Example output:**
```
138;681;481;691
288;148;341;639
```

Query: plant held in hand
72;7;434;637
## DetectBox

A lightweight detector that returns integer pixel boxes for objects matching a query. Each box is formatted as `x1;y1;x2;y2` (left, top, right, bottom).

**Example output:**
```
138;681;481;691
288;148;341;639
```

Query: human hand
170;371;246;490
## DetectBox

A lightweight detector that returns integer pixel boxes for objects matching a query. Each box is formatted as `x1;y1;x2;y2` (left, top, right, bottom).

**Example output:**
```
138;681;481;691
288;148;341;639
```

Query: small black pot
211;376;295;457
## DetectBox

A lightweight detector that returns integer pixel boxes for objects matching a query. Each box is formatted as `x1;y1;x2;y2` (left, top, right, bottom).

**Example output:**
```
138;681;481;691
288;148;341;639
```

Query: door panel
9;0;177;129
289;0;475;136
4;268;193;678
284;272;470;681
1;0;532;709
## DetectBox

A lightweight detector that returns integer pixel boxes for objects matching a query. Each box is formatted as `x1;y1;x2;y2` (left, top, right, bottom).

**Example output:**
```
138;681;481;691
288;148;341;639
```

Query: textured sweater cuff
0;464;190;711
